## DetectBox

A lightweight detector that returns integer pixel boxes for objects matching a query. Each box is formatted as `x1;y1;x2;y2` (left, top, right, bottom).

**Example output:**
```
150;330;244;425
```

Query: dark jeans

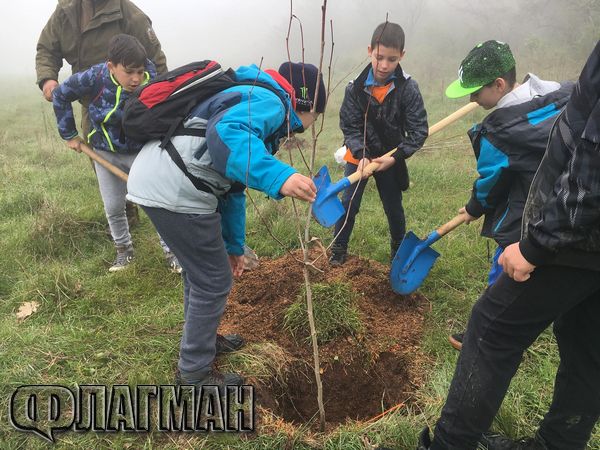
141;206;232;377
432;266;600;450
332;162;406;252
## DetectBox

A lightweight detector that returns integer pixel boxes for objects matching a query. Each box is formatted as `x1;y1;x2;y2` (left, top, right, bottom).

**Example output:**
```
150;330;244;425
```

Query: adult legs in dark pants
331;162;406;261
141;206;241;384
431;266;600;450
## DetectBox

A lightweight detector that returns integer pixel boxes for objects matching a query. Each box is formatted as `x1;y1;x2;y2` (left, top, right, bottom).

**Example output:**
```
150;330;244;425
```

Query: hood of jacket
234;64;303;132
497;73;562;109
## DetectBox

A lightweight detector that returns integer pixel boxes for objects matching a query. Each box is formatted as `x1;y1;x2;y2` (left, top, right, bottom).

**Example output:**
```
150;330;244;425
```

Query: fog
3;0;597;85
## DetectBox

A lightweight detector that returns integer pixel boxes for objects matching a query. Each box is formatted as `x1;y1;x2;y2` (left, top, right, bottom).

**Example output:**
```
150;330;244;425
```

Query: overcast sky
2;0;389;78
2;1;596;84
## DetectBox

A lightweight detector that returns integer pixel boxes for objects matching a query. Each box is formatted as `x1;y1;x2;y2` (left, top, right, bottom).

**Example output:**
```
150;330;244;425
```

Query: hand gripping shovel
312;102;479;227
78;142;129;182
390;213;468;295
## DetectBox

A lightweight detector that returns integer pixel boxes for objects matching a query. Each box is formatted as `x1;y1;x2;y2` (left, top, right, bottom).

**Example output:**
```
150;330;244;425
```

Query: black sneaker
175;368;244;391
390;239;402;263
480;432;548;450
329;251;347;267
417;427;432;450
449;332;464;351
216;334;244;354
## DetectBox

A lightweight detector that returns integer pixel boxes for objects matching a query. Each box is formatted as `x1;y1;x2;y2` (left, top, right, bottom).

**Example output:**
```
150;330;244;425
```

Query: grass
0;75;598;450
283;282;363;345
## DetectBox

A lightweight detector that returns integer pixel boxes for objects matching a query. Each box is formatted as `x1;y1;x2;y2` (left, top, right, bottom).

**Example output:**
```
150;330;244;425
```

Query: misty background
2;0;598;94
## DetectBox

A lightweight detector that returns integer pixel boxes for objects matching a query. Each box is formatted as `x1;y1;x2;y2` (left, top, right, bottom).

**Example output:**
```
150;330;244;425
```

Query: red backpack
122;60;235;146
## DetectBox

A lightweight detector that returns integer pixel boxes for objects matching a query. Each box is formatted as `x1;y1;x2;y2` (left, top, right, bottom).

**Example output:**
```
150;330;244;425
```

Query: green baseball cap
445;40;516;98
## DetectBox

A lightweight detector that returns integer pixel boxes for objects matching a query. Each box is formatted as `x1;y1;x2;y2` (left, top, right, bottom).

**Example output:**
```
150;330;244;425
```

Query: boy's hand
499;242;536;282
371;155;396;173
458;207;478;224
66;137;83;153
229;255;245;278
356;158;373;178
42;79;58;102
280;173;317;202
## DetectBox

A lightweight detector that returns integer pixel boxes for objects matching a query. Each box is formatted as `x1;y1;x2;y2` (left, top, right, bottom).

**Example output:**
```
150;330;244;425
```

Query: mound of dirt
219;250;429;429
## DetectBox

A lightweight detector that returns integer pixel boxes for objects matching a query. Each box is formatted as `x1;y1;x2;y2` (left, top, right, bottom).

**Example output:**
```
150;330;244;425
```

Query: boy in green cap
444;40;573;351
403;41;599;450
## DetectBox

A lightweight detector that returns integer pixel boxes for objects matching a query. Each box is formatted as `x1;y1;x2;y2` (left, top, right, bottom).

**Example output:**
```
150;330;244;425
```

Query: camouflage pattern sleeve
52;66;100;140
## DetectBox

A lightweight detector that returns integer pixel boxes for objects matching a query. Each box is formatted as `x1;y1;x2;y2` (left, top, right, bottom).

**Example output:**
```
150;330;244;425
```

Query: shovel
312;102;479;227
390;213;468;295
78;142;129;182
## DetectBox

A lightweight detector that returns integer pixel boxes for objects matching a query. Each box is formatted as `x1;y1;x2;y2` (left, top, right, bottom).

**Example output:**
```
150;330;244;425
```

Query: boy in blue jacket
444;40;572;351
330;21;428;266
127;62;326;389
408;41;600;450
53;34;180;273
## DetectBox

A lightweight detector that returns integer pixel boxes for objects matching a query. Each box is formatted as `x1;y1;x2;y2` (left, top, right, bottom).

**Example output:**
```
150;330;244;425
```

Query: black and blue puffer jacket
465;79;573;248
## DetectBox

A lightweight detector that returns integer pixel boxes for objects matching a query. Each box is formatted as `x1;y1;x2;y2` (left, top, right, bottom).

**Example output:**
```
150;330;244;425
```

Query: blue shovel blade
312;165;346;227
390;231;440;295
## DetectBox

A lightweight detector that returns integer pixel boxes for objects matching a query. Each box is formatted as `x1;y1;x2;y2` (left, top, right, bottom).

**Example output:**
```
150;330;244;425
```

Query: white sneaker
165;252;182;274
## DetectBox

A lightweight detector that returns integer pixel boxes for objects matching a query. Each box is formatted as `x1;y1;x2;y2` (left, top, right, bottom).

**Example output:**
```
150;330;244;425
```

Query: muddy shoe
165;252;183;274
216;334;245;354
449;332;464;351
416;427;432;450
329;251;347;267
109;245;134;272
390;238;403;263
480;432;548;449
125;201;140;228
176;368;244;390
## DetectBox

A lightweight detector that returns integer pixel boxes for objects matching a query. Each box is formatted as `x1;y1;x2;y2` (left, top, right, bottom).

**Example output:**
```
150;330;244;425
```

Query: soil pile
220;250;429;428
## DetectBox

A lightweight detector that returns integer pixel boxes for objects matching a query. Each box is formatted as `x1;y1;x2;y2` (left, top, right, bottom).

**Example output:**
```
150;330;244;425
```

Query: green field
0;74;597;450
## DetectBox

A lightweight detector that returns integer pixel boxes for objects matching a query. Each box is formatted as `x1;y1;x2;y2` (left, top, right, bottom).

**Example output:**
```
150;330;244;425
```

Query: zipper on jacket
97;73;123;152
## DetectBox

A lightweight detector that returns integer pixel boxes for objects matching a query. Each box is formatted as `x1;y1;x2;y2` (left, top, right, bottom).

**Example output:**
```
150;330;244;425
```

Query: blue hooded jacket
53;60;156;153
127;64;303;255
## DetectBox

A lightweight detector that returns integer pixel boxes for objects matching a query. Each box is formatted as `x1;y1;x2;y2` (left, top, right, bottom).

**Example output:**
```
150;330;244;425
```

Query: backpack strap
162;78;289;195
171;126;206;138
164;140;213;194
159;98;202;148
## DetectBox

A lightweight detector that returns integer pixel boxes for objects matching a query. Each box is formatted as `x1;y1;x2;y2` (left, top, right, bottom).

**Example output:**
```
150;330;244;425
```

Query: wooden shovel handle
79;142;129;182
428;101;479;135
346;102;479;185
436;213;468;237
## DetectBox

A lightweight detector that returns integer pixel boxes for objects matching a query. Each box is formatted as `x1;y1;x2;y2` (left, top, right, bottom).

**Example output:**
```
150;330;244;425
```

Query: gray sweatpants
141;206;232;377
93;150;170;252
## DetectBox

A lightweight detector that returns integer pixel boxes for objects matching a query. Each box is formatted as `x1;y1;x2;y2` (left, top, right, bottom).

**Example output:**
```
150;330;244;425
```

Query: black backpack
122;60;286;193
